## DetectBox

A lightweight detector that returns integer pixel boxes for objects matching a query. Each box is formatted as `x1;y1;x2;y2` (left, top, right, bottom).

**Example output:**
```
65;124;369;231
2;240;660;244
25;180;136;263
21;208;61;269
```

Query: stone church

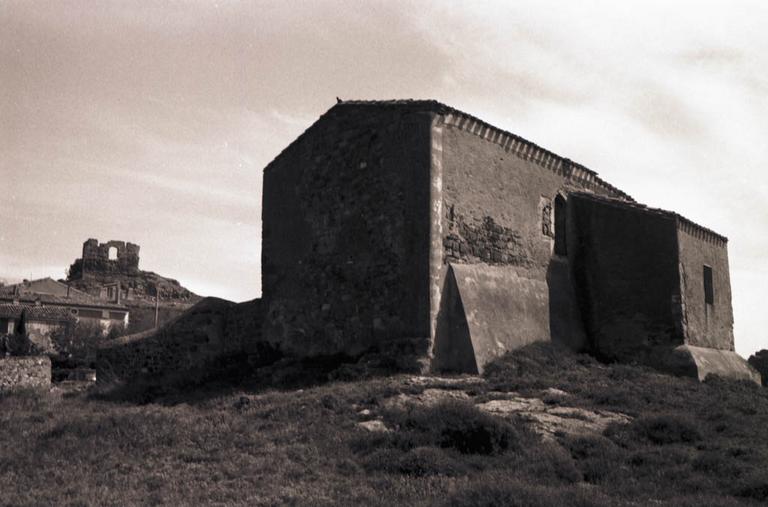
260;100;757;382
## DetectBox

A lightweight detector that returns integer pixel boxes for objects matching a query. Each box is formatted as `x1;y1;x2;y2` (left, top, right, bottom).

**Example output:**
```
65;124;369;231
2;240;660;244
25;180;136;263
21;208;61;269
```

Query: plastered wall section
676;225;734;350
430;118;614;355
569;196;684;361
261;106;432;358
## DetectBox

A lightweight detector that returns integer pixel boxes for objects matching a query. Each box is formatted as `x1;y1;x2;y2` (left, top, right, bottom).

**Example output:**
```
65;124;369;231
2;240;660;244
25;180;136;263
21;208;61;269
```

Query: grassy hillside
2;343;767;506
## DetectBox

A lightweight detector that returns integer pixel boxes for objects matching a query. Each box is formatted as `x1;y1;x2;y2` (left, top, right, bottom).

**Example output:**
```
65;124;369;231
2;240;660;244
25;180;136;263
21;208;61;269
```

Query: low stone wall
97;298;263;383
0;356;51;390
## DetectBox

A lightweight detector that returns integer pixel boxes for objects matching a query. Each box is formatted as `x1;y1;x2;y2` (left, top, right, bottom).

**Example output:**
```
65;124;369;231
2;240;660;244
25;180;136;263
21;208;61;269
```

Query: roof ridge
265;99;631;201
570;191;727;244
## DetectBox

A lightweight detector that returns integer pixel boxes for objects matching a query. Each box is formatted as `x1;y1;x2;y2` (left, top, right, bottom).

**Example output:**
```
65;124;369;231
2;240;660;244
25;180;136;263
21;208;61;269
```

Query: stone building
0;278;129;334
261;99;756;382
68;238;140;279
0;303;76;353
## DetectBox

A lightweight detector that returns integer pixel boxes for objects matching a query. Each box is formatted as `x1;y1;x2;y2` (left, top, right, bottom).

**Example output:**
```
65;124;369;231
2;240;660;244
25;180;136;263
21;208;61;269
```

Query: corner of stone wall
427;114;445;372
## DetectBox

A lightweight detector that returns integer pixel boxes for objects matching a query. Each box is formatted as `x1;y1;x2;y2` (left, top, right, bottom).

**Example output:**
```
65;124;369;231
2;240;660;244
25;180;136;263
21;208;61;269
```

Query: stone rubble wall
568;193;685;361
0;356;51;390
261;104;433;360
676;224;734;350
97;298;262;382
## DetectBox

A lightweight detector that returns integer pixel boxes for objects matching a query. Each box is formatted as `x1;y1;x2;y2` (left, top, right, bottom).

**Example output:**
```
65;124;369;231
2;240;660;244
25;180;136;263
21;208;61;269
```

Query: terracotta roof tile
0;303;77;322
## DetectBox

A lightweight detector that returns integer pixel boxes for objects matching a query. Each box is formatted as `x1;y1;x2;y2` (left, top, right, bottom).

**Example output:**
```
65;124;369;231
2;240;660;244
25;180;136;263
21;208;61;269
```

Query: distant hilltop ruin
66;238;198;304
68;238;140;279
65;238;201;333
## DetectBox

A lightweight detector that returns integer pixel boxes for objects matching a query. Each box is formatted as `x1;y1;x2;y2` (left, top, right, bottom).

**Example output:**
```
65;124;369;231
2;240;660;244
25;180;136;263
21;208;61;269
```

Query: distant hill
65;270;201;306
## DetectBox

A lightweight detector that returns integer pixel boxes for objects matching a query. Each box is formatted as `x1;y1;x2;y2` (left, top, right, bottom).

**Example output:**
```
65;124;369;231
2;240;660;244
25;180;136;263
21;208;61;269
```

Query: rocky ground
1;342;768;506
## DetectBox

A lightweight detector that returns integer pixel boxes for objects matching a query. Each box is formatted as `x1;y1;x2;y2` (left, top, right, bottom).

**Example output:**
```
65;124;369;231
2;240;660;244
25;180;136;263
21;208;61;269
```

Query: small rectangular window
703;265;714;305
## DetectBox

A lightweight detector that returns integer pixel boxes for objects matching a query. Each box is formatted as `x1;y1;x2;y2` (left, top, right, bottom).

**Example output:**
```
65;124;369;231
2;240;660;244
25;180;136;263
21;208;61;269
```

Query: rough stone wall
0;356;51;390
97;298;251;381
676;224;734;350
569;194;684;361
432;119;622;363
261;105;432;359
71;238;140;278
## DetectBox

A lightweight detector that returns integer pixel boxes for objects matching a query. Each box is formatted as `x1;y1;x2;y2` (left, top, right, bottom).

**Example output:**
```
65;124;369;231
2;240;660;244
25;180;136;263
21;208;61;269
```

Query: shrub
50;319;105;367
625;414;703;445
435;477;612;507
748;349;768;386
733;471;768;502
0;332;41;357
362;446;469;477
385;400;521;455
560;435;622;483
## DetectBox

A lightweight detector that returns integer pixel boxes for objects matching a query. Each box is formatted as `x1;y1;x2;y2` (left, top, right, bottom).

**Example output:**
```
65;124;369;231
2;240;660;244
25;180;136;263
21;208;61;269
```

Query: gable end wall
676;223;734;350
261;106;433;361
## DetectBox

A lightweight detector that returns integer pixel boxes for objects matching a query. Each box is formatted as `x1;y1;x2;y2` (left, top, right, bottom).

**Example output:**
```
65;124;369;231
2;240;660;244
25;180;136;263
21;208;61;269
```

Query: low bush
560;434;623;483
434;477;612;507
384;400;521;455
631;414;703;445
732;471;768;502
362;446;469;477
608;413;703;447
0;332;41;357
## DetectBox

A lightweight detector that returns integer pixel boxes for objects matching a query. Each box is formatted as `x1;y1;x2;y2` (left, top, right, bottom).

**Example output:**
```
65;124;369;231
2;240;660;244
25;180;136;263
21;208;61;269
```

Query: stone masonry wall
676;224;734;350
70;238;140;279
97;298;258;382
0;356;51;390
439;120;626;274
261;104;432;359
569;194;684;361
432;118;625;360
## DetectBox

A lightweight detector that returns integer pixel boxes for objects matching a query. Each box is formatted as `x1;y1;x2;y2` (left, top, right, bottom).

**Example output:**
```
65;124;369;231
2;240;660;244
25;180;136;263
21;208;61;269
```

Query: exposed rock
381;388;471;411
357;420;390;432
378;380;630;441
476;396;631;440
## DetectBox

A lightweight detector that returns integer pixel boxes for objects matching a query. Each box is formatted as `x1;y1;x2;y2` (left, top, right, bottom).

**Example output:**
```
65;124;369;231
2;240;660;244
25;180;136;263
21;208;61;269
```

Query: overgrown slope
1;343;767;506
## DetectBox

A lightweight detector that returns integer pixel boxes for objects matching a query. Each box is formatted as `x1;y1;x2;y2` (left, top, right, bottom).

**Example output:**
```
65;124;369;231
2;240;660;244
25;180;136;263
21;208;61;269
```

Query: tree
50;319;104;367
1;310;39;357
748;350;768;387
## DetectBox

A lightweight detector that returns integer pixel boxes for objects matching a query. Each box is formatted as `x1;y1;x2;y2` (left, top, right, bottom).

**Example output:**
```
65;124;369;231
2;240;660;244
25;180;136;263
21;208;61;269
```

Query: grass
1;342;768;505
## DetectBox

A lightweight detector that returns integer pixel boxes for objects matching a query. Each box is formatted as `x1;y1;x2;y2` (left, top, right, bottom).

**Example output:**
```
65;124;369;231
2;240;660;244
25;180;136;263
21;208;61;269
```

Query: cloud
2;0;767;351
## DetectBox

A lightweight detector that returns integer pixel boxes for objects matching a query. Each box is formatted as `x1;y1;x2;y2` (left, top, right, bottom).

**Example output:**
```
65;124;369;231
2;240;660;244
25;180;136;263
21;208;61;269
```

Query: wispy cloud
2;0;767;347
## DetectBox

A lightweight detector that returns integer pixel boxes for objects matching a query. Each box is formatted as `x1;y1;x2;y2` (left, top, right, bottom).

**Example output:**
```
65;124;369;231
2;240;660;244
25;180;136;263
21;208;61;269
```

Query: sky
1;0;766;356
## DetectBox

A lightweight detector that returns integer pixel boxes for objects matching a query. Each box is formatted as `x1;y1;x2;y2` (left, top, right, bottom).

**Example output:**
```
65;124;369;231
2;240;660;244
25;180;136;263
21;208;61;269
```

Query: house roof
0;303;77;322
265;99;633;202
570;191;728;245
0;278;127;310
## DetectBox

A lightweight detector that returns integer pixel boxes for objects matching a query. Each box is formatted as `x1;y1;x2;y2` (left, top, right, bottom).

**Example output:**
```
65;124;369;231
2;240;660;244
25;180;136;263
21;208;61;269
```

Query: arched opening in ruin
108;246;118;260
554;195;567;256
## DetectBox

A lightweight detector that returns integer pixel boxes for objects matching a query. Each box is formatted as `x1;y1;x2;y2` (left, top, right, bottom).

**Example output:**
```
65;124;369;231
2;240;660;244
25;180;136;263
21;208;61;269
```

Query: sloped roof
0;278;127;310
265;99;632;201
0;277;89;298
570;191;727;245
0;303;77;322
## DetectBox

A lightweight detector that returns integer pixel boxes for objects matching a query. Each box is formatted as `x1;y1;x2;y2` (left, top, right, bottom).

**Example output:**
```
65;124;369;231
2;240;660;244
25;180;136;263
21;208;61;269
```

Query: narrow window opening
703;265;714;305
541;199;553;237
554;195;567;256
108;246;118;260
